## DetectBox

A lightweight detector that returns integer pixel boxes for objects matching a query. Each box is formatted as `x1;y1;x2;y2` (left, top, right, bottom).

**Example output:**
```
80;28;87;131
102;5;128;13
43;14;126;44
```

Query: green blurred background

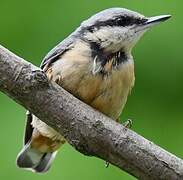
0;0;182;179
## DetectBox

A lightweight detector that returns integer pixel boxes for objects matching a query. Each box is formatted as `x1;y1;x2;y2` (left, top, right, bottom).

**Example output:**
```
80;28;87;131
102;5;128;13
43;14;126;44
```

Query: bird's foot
105;161;110;168
123;119;133;129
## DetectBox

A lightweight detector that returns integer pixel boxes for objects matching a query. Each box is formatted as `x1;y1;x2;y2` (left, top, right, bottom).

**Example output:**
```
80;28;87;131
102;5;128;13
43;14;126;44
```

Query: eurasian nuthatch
16;7;171;173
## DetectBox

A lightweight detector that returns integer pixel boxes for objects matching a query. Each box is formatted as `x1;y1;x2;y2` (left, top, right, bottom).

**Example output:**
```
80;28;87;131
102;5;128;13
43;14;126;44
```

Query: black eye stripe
117;17;140;26
104;16;147;26
85;16;147;32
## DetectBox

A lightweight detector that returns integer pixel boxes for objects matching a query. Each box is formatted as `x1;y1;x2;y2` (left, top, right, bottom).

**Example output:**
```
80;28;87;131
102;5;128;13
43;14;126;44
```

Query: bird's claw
123;119;133;129
105;161;110;168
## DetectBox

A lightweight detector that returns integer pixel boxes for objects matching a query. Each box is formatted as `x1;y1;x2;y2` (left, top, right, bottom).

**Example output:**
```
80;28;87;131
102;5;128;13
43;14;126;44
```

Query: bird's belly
33;59;134;140
56;59;135;120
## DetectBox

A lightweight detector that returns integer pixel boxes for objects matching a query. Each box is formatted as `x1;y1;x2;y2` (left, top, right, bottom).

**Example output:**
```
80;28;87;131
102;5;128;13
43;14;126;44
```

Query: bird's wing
40;32;78;70
24;111;33;145
23;33;77;144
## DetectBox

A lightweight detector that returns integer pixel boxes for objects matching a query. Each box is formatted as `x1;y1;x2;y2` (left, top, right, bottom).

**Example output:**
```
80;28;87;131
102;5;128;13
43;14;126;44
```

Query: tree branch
0;45;183;180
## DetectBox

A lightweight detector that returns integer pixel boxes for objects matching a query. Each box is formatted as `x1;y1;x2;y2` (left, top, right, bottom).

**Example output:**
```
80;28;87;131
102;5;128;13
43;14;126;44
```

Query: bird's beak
135;15;171;32
145;15;171;27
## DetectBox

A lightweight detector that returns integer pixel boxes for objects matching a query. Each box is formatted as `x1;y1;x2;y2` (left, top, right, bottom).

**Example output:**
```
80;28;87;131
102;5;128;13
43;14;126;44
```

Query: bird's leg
105;161;110;168
123;119;133;129
116;117;133;128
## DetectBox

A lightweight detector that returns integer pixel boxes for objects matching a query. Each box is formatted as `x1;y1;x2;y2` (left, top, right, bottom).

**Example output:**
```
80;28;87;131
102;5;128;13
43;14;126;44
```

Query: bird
16;7;171;173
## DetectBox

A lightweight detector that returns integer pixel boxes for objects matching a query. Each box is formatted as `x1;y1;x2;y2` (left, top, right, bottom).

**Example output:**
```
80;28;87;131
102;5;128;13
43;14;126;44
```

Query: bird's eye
115;16;146;27
116;18;126;26
116;17;132;26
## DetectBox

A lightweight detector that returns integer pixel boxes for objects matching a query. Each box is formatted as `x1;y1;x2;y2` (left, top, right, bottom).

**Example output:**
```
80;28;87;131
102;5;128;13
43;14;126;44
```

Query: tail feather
34;152;57;173
16;141;57;173
18;112;61;173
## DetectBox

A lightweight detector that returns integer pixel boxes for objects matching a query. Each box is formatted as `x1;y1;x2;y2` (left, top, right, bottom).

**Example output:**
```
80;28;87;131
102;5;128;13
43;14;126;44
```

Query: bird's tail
16;141;57;173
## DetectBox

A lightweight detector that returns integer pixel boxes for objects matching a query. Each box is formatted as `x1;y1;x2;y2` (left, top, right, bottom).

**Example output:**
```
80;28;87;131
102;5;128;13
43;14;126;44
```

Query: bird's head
80;8;171;53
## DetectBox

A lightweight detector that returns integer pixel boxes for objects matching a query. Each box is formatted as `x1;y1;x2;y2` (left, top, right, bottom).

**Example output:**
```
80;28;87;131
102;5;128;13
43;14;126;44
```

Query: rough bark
0;45;183;180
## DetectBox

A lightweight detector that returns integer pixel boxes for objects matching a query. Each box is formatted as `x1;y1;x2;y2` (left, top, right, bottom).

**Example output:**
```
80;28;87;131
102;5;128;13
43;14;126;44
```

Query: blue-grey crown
80;8;147;32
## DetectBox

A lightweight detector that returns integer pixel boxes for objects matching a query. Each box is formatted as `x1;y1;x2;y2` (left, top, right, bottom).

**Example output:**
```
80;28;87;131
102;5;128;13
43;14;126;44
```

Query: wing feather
40;32;79;70
24;111;33;145
23;28;80;143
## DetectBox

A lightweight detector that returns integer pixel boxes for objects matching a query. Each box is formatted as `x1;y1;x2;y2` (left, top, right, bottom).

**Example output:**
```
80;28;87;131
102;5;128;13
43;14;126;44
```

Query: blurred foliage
0;1;182;180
